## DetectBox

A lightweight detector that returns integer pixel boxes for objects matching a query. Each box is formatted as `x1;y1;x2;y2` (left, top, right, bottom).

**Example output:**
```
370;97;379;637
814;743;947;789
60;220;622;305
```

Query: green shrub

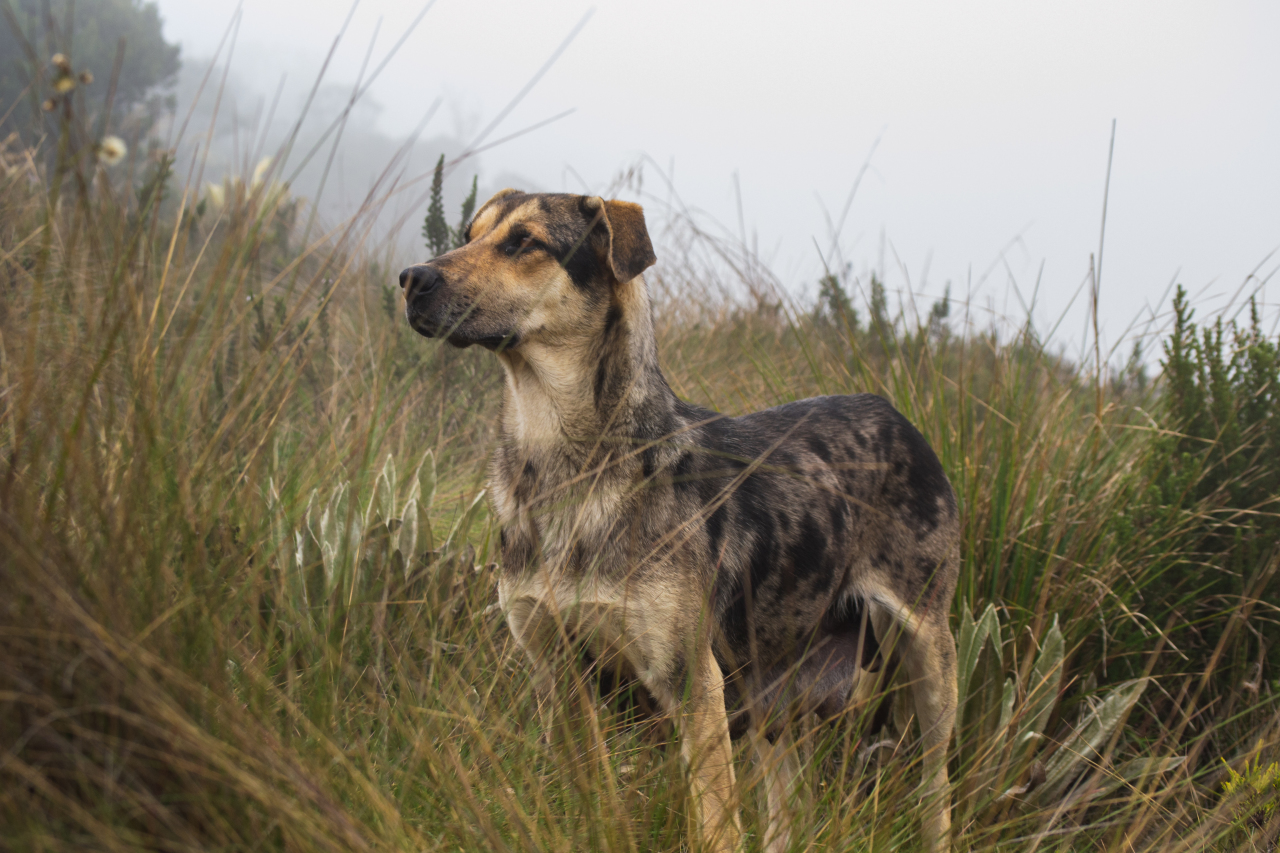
1151;285;1280;681
1220;754;1280;847
421;154;478;257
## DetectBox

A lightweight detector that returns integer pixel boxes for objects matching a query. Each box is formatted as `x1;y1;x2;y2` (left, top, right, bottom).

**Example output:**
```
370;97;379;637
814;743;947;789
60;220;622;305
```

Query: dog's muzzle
399;264;444;333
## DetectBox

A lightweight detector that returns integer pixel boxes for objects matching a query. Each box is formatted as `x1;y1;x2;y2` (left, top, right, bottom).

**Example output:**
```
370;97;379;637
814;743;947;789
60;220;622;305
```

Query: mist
155;0;1280;365
167;57;542;267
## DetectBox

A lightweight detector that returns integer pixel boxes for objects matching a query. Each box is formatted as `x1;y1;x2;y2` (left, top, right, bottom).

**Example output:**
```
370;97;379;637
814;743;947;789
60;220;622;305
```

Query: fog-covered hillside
167;57;540;262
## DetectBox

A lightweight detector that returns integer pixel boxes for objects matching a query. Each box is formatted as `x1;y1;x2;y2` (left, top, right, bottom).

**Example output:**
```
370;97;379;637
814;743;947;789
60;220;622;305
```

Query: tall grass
2;69;1278;852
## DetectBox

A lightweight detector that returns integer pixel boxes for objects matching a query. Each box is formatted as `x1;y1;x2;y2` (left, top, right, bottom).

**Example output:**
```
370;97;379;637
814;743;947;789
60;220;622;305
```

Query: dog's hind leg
869;597;957;853
908;617;957;853
753;729;801;853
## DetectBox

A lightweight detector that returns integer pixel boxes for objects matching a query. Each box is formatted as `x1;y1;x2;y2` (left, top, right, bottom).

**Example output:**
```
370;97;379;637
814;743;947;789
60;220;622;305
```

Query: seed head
54;76;75;94
51;53;71;72
204;182;226;209
250;156;273;192
97;135;127;166
79;70;93;85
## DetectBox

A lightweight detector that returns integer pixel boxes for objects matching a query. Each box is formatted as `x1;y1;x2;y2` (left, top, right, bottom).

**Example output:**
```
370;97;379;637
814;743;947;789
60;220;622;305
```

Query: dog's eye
503;234;537;257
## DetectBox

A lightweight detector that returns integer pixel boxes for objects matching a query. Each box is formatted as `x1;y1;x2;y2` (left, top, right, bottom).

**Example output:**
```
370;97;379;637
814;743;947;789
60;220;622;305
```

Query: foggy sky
153;0;1280;364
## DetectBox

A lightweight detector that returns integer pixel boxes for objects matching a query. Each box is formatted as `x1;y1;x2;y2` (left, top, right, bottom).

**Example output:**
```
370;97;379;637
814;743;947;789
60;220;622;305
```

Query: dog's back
663;393;958;727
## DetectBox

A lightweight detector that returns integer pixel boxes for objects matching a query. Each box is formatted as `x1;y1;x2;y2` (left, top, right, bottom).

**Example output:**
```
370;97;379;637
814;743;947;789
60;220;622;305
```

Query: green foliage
454;174;478;249
0;0;181;142
869;271;891;341
815;268;858;330
928;284;950;340
422;155;479;257
954;604;1177;832
422;153;448;256
1220;754;1280;845
1152;285;1280;674
1159;285;1280;526
261;450;489;671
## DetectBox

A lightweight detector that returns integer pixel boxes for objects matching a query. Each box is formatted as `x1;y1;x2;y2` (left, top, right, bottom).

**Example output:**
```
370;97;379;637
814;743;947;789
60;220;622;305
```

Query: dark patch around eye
501;230;541;258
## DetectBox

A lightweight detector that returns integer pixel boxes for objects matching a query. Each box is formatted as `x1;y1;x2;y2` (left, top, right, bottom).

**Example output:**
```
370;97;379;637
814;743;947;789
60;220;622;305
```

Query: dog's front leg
653;647;742;853
504;596;564;743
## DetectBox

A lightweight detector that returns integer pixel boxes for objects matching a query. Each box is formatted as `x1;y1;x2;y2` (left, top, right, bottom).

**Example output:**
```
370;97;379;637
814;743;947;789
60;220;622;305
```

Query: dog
399;190;959;853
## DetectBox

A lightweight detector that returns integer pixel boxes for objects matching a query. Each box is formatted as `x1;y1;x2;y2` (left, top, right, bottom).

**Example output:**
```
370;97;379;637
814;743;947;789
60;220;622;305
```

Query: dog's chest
490;444;639;571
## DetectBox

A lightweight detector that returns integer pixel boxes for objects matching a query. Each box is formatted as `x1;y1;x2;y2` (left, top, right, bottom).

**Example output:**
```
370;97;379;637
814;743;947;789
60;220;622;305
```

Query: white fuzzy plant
956;603;1181;819
265;450;487;622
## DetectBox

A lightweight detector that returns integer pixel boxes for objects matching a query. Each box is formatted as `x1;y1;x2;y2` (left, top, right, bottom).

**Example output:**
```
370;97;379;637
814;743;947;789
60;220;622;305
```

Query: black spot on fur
593;359;609;409
806;435;833;464
829;501;847;536
897;420;955;533
641;445;657;480
786;512;828;585
673;451;694;482
915;555;943;593
513;460;537;504
737;481;780;595
877;421;896;463
559;236;603;290
602;303;621;337
500;526;534;576
706;503;727;563
666;649;688;698
545;199;607;290
593;303;627;410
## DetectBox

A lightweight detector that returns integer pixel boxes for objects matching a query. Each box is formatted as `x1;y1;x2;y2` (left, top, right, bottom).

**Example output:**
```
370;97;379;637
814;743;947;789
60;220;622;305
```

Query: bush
1150;285;1280;685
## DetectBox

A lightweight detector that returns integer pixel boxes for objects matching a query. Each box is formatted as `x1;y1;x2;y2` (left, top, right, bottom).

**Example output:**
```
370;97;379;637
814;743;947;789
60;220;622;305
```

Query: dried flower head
79;70;93;85
97;135;127;166
41;99;56;112
250;156;273;192
51;53;70;72
54;76;75;94
204;181;226;210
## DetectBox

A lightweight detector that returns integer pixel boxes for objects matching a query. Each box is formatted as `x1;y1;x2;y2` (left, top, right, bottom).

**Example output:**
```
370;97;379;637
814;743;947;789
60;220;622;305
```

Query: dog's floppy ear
463;188;522;243
586;197;656;283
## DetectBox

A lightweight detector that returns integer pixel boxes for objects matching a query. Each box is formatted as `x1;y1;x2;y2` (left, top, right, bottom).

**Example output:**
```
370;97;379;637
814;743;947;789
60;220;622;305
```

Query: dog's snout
400;264;443;296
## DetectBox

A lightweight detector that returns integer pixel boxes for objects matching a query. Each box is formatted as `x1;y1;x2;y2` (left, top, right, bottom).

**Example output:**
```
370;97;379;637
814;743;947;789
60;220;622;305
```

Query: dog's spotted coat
401;191;959;853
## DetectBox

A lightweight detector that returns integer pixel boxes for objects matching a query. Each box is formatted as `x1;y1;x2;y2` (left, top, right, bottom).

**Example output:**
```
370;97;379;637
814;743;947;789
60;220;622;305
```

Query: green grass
2;97;1278;852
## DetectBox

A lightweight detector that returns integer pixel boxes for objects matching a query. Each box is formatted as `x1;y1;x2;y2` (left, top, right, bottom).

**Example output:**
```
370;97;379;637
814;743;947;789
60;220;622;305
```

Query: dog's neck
495;276;678;464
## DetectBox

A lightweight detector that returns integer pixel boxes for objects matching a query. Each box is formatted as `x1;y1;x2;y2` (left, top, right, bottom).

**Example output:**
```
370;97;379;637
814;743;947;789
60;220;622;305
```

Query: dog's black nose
399;264;443;296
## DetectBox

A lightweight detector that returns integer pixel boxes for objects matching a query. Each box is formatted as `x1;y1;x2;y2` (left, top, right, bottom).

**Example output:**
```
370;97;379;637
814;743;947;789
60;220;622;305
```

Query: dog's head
399;191;655;350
